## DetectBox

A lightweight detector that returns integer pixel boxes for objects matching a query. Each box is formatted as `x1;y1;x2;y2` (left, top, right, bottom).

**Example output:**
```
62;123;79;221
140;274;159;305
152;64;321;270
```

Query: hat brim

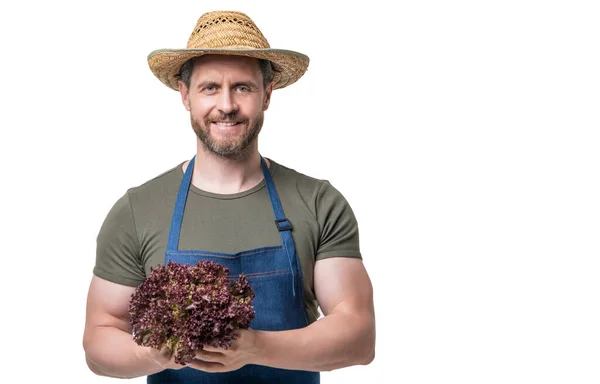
148;48;309;91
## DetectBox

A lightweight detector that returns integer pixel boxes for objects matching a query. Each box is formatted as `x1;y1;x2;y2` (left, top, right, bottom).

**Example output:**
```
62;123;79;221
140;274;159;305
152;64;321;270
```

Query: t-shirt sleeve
315;181;362;261
93;191;146;286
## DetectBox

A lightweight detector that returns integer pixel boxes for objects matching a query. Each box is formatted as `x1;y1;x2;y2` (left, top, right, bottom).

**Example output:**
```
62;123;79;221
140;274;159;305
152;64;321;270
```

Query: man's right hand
146;346;189;371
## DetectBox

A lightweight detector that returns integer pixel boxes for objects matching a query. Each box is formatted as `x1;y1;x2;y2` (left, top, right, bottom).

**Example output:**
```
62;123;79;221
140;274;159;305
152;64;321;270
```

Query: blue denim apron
147;156;320;384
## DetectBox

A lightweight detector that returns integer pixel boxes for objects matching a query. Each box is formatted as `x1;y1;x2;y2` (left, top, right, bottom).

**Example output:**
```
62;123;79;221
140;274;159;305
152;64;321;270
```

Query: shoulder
269;159;352;215
126;162;184;203
271;159;347;195
269;159;331;195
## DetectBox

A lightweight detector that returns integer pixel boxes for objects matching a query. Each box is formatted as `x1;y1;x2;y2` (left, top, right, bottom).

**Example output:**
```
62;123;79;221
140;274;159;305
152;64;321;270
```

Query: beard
191;110;263;160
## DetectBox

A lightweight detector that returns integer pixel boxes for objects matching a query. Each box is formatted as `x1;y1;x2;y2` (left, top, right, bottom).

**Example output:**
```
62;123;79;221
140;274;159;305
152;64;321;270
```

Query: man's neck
182;142;269;195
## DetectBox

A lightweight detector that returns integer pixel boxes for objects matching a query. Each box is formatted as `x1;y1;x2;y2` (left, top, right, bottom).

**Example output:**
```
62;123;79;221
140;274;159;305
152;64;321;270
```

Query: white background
1;0;599;383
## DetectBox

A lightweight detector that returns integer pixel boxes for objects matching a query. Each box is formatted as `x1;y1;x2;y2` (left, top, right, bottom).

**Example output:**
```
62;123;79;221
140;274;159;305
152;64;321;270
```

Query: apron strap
261;157;297;297
166;156;195;253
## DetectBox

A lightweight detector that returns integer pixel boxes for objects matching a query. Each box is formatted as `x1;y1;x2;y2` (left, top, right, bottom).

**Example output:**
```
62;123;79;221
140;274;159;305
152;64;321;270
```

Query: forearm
84;326;163;378
253;312;375;372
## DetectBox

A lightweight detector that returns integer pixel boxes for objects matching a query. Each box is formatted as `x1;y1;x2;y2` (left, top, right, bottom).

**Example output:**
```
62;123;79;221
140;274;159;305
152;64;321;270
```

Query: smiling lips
214;121;239;126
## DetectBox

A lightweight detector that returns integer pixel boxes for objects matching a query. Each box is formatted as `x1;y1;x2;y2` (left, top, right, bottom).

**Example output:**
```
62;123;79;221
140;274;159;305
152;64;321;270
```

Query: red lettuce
128;260;255;365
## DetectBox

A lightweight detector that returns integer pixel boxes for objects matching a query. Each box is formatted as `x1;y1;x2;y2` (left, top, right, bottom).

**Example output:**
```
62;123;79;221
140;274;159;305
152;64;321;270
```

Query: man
83;10;375;383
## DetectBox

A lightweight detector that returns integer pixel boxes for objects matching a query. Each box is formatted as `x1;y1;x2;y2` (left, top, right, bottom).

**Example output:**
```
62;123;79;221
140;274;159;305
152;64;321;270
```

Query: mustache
207;112;248;122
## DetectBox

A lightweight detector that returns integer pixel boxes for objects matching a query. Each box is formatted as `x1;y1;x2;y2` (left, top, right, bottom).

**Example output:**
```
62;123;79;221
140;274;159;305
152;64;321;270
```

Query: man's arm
255;257;375;371
82;276;184;378
195;256;375;372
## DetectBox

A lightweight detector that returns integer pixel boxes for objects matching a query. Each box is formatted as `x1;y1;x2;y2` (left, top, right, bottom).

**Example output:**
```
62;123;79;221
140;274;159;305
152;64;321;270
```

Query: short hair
178;57;274;90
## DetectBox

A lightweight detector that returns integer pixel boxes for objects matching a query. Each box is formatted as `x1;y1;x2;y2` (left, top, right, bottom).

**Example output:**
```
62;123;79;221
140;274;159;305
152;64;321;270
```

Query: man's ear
178;81;191;111
263;83;273;111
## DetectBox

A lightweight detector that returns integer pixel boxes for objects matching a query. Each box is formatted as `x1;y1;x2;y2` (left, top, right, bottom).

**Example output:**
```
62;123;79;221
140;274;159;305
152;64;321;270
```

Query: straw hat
148;11;309;91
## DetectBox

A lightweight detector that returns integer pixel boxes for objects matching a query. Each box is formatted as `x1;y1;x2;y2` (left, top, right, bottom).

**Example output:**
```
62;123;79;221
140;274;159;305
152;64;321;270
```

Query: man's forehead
193;55;261;70
190;55;261;82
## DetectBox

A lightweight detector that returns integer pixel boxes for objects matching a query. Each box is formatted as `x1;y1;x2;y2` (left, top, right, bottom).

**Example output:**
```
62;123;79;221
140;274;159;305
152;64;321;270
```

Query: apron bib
147;156;320;384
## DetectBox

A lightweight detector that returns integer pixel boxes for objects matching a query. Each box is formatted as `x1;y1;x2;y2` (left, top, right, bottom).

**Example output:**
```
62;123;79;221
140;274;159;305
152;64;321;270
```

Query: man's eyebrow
196;80;259;90
196;81;219;90
232;81;259;89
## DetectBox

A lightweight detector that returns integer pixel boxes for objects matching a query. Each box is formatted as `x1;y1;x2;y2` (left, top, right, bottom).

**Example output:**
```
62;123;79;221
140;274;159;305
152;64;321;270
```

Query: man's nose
217;88;237;114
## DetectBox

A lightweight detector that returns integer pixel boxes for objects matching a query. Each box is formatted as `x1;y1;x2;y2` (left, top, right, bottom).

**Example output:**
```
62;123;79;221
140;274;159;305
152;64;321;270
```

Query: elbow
346;341;374;368
83;334;107;377
360;346;375;365
85;355;105;376
358;322;376;366
357;338;375;366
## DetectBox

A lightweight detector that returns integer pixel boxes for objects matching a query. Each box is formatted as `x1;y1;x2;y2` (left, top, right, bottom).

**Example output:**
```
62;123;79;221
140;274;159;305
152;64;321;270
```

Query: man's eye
204;86;216;92
236;86;250;92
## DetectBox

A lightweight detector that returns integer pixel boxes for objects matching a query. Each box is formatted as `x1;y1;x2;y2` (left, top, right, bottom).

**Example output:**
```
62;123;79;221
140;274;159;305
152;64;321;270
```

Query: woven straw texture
148;11;309;91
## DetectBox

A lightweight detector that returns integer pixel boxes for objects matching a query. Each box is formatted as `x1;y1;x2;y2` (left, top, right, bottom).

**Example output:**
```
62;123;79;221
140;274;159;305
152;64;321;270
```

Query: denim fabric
148;156;319;384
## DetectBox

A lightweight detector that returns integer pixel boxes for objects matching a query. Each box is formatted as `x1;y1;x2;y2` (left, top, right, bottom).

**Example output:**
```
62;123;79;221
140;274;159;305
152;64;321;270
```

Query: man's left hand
188;329;261;373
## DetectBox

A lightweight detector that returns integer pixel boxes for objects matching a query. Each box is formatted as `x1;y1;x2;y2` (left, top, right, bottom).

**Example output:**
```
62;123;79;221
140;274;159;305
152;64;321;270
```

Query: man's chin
202;140;250;158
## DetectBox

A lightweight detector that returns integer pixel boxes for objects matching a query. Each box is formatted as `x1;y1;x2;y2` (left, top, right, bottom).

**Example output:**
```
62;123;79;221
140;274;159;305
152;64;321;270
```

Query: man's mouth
213;121;240;127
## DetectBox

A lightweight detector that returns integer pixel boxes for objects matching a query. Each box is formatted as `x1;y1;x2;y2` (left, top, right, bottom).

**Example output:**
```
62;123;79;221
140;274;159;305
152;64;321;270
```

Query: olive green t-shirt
94;159;362;323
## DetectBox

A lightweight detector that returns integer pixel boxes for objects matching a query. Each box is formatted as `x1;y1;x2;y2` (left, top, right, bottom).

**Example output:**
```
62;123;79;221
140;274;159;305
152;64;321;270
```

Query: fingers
194;349;223;362
187;359;226;373
202;345;227;353
186;344;247;373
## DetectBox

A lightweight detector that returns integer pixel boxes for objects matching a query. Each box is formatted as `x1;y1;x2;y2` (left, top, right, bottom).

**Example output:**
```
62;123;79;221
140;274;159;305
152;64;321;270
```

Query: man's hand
188;329;260;373
147;346;190;371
